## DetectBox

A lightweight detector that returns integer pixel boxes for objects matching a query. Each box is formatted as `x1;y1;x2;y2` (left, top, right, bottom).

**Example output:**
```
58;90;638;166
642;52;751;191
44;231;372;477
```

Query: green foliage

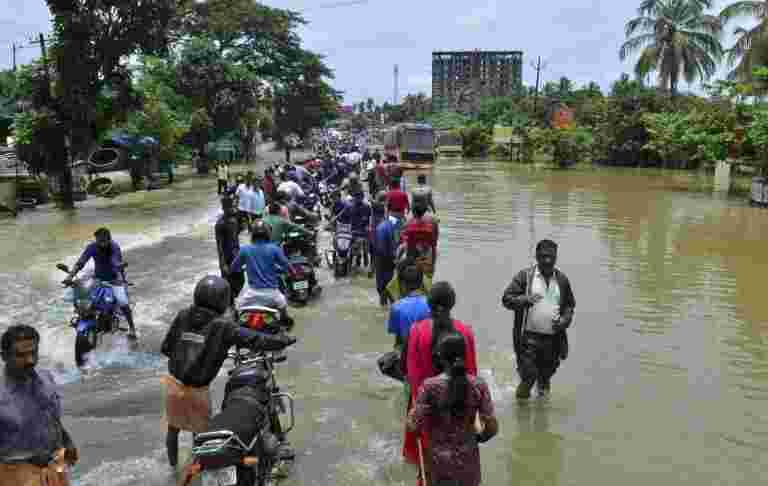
641;103;737;167
477;97;530;129
620;0;723;96
745;108;768;170
459;124;492;157
426;111;470;130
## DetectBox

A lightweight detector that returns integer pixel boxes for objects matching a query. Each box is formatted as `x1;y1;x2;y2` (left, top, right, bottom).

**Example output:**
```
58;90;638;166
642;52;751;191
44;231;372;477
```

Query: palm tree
620;0;723;96
719;1;768;81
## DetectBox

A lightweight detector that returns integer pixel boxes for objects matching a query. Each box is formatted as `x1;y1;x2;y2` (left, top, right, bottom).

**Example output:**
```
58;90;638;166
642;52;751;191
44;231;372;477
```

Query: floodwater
1;160;767;486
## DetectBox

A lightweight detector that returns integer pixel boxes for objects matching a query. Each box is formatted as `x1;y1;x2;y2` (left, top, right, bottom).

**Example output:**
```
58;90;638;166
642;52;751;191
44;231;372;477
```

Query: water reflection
508;403;563;486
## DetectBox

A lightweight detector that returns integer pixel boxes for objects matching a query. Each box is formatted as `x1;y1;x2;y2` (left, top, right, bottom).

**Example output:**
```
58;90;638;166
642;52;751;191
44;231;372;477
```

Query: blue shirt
338;200;372;234
0;370;64;463
231;242;289;290
387;294;431;339
251;189;265;216
76;241;124;282
374;216;404;260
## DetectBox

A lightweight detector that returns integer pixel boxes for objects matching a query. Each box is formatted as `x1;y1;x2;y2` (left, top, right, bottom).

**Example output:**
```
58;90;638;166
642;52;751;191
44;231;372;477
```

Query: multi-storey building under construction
432;50;523;112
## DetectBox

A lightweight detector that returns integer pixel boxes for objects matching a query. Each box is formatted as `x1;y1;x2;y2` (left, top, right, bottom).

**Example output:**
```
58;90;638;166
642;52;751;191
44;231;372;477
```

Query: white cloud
455;0;498;29
406;74;432;96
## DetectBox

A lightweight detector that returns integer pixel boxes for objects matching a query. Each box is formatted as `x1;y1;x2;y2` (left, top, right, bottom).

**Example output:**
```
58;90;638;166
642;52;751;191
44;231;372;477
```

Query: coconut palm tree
719;0;768;81
620;0;723;96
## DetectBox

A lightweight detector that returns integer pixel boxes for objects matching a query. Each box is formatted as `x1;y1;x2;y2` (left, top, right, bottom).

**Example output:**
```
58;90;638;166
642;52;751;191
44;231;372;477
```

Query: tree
273;52;340;140
45;0;178;208
558;76;574;99
620;0;723;96
719;0;768;82
174;0;305;85
366;97;375;113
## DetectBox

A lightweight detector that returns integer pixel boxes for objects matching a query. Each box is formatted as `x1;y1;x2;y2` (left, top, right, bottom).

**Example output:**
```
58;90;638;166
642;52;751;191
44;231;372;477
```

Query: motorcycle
57;262;131;367
280;230;321;304
178;334;297;486
324;223;369;278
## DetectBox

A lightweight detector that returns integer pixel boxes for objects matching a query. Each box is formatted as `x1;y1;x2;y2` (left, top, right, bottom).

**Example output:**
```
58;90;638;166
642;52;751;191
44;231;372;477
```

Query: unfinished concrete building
432;51;523;113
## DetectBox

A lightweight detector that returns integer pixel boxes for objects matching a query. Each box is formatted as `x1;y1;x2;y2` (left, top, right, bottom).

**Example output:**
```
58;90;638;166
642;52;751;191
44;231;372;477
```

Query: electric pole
530;56;547;120
11;42;17;71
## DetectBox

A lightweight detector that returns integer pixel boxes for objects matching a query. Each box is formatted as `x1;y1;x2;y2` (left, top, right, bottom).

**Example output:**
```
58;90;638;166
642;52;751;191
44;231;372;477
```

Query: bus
383;123;435;165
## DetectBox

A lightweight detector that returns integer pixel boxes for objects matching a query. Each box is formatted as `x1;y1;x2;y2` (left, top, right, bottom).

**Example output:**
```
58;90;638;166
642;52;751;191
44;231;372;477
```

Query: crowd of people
0;135;577;486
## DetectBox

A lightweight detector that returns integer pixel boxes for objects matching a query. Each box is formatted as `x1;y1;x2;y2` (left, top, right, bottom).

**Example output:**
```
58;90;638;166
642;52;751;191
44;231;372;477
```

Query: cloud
456;0;498;29
406;74;432;94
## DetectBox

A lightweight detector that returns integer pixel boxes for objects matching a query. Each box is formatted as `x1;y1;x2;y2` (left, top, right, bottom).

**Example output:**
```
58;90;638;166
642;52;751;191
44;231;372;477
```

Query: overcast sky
0;0;756;104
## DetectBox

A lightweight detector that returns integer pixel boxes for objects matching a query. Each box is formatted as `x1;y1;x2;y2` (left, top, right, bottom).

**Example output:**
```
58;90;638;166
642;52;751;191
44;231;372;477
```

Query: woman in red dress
404;282;478;466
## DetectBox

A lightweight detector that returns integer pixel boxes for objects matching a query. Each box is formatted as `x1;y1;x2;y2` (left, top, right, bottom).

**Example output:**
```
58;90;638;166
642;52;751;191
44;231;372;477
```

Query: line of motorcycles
52;160;371;485
58;262;300;486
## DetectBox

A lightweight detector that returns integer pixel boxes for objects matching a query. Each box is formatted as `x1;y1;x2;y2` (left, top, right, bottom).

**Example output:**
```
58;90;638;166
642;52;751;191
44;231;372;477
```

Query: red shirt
263;176;275;196
400;216;438;249
386;189;410;213
375;164;389;185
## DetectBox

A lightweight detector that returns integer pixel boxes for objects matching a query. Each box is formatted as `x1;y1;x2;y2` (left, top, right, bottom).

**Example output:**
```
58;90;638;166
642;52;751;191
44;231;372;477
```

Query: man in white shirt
276;172;304;200
501;239;576;399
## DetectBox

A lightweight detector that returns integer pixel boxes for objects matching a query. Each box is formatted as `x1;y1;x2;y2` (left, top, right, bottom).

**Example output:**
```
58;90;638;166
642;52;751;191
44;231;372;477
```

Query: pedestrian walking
502;239;576;399
403;282;478;466
407;333;498;486
0;325;79;486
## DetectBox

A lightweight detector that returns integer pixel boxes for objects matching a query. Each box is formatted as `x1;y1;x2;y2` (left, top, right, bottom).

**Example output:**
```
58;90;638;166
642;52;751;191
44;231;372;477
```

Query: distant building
432;51;523;113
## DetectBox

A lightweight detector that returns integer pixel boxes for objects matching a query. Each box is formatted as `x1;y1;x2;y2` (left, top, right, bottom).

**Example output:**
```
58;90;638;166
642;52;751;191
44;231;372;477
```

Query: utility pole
530;56;547;120
11;42;17;71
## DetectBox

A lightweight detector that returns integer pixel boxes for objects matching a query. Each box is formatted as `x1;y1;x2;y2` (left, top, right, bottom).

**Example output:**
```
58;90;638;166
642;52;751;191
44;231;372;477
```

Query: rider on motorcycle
64;227;137;340
276;172;304;200
230;222;294;327
161;275;295;468
276;189;319;225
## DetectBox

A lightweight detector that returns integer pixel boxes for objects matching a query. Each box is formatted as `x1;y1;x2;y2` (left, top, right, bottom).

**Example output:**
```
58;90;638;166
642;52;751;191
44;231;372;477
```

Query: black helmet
194;275;231;314
251;220;271;241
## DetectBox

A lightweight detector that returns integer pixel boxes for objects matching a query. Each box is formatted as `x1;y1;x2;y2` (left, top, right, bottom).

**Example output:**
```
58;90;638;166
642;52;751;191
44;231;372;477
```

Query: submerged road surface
1;160;767;486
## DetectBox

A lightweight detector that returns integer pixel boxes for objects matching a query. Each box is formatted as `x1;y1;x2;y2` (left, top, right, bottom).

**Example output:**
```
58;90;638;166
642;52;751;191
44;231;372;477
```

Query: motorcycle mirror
56;263;70;273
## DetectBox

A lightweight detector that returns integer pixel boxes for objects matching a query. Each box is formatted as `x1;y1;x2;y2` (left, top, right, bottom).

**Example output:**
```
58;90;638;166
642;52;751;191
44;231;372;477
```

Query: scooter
280;230;321;304
325;223;368;278
178;335;297;486
57;262;132;367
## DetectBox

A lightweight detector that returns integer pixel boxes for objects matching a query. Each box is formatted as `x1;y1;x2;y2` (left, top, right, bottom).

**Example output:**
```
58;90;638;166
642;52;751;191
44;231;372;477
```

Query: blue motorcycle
58;263;131;367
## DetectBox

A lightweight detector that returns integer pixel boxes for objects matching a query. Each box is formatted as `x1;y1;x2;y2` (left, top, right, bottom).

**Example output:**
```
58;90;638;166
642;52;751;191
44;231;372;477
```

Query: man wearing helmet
161;275;295;468
230;221;293;325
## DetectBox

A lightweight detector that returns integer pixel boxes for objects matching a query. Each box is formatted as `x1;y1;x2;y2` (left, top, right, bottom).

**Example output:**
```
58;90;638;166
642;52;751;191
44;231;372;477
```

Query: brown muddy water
1;160;767;486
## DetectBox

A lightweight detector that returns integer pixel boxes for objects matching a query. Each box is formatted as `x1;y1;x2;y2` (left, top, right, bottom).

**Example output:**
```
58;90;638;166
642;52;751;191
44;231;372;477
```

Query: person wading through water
411;174;436;215
502;239;576;399
387;264;431;392
160;276;296;468
387;202;438;301
403;282;478;467
407;333;498;486
0;325;79;486
216;196;244;309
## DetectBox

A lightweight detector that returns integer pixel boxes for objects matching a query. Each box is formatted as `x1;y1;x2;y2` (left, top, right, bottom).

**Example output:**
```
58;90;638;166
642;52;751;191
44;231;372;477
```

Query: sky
0;0;757;105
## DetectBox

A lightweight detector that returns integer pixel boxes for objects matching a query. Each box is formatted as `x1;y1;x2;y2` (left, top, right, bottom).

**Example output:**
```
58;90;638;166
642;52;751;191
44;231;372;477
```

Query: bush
459;124;491;157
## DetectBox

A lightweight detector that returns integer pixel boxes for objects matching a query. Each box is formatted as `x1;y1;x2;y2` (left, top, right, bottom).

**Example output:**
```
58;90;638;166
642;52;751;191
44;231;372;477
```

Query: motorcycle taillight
247;313;266;330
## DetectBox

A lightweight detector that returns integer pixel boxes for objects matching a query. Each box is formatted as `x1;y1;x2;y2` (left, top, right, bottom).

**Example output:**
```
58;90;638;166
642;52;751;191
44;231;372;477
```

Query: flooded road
2;160;768;486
